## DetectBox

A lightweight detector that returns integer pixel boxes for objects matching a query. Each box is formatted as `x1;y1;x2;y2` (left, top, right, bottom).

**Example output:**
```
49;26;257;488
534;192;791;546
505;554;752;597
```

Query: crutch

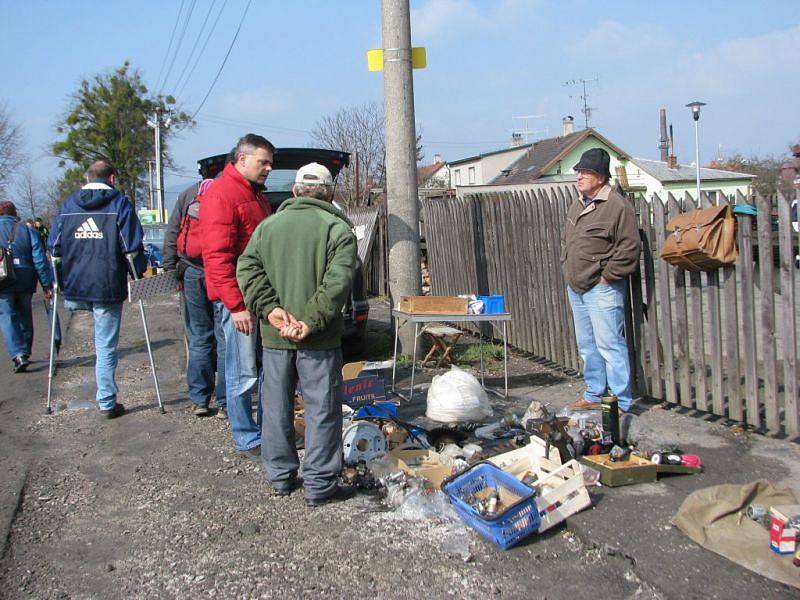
126;253;165;413
45;256;60;415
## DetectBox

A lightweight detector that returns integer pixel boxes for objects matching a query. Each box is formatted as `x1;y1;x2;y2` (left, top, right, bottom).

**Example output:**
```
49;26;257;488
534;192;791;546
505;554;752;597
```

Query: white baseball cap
295;162;333;186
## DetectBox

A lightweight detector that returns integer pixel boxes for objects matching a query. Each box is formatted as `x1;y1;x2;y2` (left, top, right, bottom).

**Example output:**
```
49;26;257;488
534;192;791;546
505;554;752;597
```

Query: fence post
777;192;798;436
652;194;677;405
755;192;779;433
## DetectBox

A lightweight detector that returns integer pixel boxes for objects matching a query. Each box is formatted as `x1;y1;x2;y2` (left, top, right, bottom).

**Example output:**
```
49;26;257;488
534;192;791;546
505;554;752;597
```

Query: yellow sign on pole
367;47;426;72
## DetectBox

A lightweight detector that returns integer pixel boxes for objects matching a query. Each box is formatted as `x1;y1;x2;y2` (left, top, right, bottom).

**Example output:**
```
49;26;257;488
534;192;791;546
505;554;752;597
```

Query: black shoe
271;477;303;497
193;403;211;417
12;355;30;373
100;403;125;420
238;446;261;462
215;406;227;420
305;485;356;507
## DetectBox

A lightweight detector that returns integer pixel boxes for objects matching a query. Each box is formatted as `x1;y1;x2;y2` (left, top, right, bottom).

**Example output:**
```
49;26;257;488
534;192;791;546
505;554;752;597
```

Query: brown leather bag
660;204;738;272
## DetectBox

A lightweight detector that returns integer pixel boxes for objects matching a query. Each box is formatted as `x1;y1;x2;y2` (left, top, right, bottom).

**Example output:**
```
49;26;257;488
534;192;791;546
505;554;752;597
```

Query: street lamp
686;101;706;205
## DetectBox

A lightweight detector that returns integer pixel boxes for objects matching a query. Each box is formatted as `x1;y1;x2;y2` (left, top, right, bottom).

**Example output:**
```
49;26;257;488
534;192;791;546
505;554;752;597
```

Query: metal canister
746;504;766;521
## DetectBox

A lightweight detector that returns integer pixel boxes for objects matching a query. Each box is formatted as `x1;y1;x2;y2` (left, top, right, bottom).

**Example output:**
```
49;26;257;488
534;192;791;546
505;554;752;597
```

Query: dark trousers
261;347;343;499
182;266;226;407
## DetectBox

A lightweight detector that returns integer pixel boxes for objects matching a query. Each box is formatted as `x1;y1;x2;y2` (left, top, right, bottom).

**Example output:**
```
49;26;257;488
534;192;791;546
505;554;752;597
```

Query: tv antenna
564;78;599;128
511;114;545;144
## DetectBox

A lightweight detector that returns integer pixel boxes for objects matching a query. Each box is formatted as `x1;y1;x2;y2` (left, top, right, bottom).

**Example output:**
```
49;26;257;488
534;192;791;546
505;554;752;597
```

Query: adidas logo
74;217;104;239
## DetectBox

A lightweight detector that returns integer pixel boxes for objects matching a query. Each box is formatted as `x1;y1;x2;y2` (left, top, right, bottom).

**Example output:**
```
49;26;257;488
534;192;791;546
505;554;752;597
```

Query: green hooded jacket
237;196;357;350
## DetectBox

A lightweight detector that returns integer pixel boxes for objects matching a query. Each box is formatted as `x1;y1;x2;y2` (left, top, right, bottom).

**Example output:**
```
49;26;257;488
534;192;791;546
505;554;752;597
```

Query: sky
1;0;798;210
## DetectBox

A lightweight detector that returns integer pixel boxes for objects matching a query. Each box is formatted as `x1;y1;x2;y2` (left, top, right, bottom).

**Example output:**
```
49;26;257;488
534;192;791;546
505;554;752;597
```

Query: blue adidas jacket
48;182;146;303
0;216;52;294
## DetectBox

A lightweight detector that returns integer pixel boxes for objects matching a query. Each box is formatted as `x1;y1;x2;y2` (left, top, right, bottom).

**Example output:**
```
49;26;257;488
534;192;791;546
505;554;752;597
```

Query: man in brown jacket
561;148;641;411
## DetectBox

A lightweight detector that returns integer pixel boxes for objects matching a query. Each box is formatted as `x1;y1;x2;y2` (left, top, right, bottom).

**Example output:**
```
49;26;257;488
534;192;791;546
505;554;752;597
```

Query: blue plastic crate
442;462;540;549
476;294;505;314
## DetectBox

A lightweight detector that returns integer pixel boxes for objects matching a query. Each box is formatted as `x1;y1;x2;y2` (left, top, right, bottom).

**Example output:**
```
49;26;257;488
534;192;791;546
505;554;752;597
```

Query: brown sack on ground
672;480;800;590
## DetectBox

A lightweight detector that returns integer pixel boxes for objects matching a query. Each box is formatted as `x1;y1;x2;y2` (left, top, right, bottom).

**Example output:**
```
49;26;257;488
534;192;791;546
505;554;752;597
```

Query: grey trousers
261;347;343;499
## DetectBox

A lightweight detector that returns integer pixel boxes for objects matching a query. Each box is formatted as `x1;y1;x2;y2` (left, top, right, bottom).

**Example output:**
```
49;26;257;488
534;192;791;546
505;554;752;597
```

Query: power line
197;113;311;135
172;0;218;97
154;0;186;93
190;0;252;120
159;0;199;95
175;0;229;100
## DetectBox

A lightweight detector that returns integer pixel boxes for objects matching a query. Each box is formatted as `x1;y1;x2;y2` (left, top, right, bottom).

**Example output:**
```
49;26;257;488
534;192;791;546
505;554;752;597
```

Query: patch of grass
453;342;503;366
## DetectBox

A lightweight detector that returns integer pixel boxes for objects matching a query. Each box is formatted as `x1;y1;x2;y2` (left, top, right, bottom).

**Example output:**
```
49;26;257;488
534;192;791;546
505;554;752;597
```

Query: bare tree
311;103;385;207
0;101;24;194
14;168;44;219
310;102;424;207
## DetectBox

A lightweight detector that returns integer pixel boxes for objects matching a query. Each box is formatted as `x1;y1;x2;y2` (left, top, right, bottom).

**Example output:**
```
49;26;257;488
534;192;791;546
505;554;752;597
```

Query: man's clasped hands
267;307;311;342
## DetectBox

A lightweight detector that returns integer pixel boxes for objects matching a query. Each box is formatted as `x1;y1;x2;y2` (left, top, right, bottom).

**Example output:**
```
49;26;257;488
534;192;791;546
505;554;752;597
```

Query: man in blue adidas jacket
49;160;146;419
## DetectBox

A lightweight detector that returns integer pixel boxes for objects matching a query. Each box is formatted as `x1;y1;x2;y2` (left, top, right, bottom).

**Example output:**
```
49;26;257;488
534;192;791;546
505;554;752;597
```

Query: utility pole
382;0;422;355
147;108;167;222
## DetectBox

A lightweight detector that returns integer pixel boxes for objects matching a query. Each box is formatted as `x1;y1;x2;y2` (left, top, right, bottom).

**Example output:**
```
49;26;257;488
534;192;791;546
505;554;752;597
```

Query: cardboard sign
342;375;386;408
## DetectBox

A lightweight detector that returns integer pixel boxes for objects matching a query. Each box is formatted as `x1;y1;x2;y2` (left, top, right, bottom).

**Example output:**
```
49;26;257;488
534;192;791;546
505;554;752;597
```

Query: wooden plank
777;192;799;436
755;193;779;433
640;197;662;398
542;189;567;367
555;186;579;371
736;191;760;429
684;194;708;412
652;194;677;404
522;190;544;355
534;190;557;363
703;193;725;417
721;193;743;422
629;197;649;398
510;192;534;354
667;194;693;407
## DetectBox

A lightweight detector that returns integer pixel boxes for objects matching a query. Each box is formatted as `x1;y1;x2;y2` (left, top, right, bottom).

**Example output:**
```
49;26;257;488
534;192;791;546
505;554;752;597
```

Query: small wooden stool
422;325;463;368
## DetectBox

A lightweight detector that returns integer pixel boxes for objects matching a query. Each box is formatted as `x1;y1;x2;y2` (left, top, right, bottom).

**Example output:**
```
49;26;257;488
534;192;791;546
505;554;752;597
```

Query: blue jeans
0;292;34;359
218;303;261;450
64;300;123;410
567;280;633;409
182;267;226;408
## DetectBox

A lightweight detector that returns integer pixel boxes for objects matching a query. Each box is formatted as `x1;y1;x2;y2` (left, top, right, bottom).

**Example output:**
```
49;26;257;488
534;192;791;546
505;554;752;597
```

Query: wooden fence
423;187;800;436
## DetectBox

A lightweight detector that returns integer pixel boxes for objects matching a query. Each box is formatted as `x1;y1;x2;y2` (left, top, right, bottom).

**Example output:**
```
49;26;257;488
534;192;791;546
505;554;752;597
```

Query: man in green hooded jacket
237;162;357;506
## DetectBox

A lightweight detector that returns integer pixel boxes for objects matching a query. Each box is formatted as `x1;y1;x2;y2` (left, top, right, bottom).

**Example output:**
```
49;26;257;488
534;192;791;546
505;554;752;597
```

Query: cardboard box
341;375;386;408
387;448;454;489
770;517;797;555
579;454;657;487
398;295;468;315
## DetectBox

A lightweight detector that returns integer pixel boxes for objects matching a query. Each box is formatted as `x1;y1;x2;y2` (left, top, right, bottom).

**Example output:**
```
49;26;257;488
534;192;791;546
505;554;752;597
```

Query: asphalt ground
0;294;797;599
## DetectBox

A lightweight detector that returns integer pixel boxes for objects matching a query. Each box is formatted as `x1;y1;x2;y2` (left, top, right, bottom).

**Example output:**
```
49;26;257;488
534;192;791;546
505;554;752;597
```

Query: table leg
391;315;400;392
503;321;508;397
479;331;485;387
409;322;419;400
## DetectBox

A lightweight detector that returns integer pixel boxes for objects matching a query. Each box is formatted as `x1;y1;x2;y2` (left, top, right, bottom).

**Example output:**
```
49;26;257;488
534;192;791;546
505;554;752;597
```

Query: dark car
197;148;369;353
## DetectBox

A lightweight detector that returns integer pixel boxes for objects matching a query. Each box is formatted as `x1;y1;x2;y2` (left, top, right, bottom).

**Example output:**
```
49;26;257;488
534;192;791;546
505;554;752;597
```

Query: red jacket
199;163;271;312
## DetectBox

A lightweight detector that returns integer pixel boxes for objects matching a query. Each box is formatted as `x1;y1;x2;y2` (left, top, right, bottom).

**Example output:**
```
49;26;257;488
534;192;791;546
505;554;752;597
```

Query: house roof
417;161;446;184
633;157;754;183
489;128;630;185
448;143;533;167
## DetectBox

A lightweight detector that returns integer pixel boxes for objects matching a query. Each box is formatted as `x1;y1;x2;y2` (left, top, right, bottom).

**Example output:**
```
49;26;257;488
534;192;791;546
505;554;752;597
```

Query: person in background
560;148;641;413
48;160;146;419
163;179;227;418
200;134;274;459
0;201;53;372
238;162;357;505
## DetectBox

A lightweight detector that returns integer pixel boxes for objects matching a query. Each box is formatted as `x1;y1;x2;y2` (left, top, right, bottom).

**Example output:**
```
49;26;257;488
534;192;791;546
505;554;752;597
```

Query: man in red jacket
200;134;274;459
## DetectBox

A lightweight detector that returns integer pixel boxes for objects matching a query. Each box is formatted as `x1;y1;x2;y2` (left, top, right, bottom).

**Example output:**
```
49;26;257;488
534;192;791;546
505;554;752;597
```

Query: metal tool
45;256;61;415
126;253;164;413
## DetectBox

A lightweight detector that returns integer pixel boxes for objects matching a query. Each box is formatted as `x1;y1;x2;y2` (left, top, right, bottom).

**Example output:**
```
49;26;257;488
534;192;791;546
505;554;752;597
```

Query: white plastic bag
426;366;492;423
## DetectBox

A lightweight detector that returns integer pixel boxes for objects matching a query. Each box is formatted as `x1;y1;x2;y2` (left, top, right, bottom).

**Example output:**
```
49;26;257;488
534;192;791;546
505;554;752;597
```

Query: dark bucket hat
574;147;611;179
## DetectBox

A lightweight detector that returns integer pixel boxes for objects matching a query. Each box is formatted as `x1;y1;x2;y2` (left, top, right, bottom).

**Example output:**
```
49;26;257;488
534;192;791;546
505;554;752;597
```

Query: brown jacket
560;184;641;294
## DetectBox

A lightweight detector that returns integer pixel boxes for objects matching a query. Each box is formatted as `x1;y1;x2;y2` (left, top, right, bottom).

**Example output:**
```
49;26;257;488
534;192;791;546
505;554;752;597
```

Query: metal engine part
342;421;387;465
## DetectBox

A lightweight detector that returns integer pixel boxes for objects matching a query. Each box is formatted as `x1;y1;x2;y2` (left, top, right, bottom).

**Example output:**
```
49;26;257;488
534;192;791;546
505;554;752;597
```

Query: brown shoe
568;399;600;410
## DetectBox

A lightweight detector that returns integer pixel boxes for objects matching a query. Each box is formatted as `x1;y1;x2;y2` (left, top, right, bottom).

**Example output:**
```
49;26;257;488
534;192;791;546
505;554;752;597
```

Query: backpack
660;204;738;272
176;179;214;261
0;222;20;290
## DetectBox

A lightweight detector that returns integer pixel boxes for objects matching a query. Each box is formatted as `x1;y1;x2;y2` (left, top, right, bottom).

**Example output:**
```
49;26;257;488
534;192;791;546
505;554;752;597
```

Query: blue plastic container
477;294;505;314
442;462;540;549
